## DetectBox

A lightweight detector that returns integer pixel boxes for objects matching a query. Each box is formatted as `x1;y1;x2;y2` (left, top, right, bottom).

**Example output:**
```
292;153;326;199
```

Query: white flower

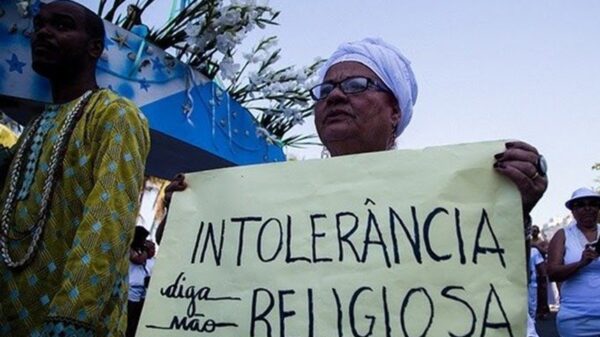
282;107;295;118
243;0;258;7
184;22;202;37
266;82;284;95
15;0;30;17
244;9;260;23
248;71;262;84
219;57;240;81
284;81;299;92
304;77;319;90
256;127;275;143
296;68;308;82
217;7;242;26
189;33;213;52
233;30;246;43
216;32;238;53
292;111;305;125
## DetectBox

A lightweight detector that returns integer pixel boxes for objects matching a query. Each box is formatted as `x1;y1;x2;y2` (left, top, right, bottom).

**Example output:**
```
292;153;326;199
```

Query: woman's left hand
493;141;548;216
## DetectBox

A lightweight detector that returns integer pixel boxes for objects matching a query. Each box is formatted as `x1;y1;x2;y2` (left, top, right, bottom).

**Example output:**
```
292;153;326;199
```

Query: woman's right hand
579;245;600;267
156;174;188;246
164;173;188;206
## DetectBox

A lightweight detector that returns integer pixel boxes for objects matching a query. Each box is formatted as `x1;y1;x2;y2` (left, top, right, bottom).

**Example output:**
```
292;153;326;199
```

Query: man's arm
546;229;598;282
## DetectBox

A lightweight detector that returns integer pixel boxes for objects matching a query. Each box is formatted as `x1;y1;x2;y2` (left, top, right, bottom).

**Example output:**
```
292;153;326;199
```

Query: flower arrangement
14;0;39;17
97;0;324;148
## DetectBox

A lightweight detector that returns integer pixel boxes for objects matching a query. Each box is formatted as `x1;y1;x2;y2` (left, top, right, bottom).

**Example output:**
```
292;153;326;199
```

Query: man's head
31;0;105;79
532;225;540;239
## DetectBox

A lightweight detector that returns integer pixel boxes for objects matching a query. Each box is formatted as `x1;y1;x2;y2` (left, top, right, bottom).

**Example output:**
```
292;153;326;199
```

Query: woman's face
314;61;400;156
571;198;600;227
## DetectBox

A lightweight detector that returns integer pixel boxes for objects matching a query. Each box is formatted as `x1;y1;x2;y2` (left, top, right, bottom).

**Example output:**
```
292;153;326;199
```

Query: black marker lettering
423;207;452;262
336;212;361;263
231;216;262;266
400;288;434;337
257;217;284;263
311;213;333;263
363;208;392;267
472;209;506;268
349;286;375;337
441;286;476;337
251;288;274;337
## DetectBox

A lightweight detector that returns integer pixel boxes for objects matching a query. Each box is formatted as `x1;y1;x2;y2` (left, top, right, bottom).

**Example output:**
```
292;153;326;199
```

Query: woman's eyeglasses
310;76;389;101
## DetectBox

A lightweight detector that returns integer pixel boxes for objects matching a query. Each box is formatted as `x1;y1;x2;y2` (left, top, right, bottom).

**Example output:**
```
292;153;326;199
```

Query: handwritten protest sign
138;141;526;337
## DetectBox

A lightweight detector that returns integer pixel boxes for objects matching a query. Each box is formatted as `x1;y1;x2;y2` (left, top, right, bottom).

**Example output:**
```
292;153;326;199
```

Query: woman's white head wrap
318;37;418;137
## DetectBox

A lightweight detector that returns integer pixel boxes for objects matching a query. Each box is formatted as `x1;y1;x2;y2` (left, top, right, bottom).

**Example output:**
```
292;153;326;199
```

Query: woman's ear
88;38;103;60
390;106;401;130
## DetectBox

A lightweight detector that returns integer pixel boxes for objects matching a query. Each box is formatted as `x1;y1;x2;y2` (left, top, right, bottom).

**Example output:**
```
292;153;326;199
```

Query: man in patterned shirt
0;1;150;336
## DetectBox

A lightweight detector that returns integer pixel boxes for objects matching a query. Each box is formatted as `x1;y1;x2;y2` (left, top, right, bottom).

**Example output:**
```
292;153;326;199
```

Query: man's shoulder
90;89;146;122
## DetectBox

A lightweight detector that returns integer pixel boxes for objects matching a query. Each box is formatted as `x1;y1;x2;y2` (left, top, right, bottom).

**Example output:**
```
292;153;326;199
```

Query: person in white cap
311;37;547;221
547;187;600;336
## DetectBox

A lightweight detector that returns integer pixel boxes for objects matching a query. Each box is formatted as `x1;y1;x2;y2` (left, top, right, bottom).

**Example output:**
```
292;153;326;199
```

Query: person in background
532;225;549;254
528;244;545;333
127;226;156;337
548;187;600;336
0;123;17;148
0;1;150;335
530;225;551;319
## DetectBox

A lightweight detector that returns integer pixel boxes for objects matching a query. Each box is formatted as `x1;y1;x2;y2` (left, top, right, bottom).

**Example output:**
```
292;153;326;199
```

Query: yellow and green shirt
0;89;150;337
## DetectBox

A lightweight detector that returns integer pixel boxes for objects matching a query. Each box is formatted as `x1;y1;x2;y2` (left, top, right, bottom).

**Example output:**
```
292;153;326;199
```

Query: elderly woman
310;38;547;219
311;38;548;337
547;187;600;336
160;38;548;336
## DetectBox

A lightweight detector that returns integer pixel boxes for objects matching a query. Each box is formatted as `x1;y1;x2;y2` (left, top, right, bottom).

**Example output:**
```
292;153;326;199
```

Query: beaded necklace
0;90;94;268
17;104;59;200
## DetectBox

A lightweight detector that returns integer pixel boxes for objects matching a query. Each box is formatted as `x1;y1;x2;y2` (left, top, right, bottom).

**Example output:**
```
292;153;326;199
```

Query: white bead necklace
0;90;94;268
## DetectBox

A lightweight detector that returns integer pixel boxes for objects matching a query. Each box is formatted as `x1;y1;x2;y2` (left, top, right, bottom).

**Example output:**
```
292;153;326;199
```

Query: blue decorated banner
0;0;284;175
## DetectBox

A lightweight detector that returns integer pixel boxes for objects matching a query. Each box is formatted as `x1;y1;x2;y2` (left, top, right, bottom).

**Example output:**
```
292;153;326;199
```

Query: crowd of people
0;1;597;337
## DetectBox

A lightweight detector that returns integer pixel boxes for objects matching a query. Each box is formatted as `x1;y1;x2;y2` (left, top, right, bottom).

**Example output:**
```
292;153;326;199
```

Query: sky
79;0;600;226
